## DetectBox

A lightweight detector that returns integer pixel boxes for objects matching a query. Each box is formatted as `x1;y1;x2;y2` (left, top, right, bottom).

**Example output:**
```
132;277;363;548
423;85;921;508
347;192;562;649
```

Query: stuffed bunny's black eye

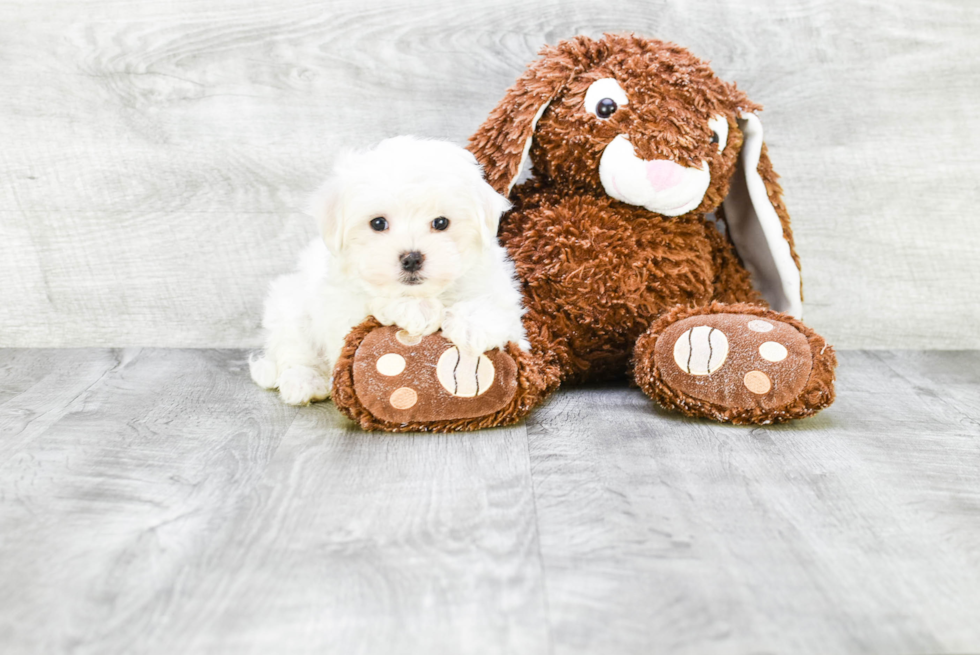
369;217;388;232
585;79;629;119
432;217;450;231
596;98;617;119
708;116;728;152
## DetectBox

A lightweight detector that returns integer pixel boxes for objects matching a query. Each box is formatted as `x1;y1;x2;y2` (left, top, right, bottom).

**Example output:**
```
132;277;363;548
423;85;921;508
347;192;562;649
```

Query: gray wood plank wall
2;0;978;349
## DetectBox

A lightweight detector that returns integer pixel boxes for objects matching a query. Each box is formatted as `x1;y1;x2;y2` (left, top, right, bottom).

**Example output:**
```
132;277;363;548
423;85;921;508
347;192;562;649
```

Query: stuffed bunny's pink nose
645;160;686;191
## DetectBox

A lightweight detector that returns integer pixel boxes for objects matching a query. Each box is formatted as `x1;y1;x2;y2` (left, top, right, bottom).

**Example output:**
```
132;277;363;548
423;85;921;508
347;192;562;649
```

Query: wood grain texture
1;348;979;653
134;411;549;655
3;348;980;653
0;348;546;655
0;349;299;654
526;349;980;654
0;0;978;348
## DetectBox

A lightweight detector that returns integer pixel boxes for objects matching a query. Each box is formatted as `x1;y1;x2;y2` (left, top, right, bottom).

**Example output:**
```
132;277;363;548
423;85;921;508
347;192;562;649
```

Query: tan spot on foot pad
351;326;519;423
743;370;772;394
395;330;422;346
389;387;418;409
758;341;788;362
376;353;406;376
656;313;813;410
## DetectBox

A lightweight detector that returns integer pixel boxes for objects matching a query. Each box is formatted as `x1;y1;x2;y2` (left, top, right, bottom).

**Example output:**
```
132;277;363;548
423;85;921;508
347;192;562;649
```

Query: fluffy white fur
249;136;528;406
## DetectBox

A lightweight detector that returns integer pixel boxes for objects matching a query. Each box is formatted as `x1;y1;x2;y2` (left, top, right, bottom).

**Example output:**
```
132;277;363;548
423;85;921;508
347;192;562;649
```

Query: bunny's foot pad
332;319;553;432
634;303;837;425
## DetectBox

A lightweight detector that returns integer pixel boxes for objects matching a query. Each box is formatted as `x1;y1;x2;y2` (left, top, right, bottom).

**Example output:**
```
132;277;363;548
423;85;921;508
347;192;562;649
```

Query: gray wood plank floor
2;349;979;654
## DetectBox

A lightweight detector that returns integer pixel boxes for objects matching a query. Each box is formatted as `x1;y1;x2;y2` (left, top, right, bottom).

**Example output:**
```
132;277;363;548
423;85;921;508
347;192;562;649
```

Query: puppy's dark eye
431;217;450;231
369;217;388;232
710;131;720;145
596;98;618;119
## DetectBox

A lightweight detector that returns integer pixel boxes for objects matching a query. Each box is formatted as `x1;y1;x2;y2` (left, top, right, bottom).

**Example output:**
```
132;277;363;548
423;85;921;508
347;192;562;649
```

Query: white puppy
249;136;528;406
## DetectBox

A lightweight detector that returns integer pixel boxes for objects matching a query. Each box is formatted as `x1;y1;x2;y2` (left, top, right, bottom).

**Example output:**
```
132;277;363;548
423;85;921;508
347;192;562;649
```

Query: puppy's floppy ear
468;37;594;196
309;173;345;256
721;113;804;319
456;144;511;243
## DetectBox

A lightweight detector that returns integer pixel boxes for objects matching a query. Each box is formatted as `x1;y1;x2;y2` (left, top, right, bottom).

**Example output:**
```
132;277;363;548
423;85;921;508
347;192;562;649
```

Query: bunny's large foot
331;319;553;432
633;303;836;424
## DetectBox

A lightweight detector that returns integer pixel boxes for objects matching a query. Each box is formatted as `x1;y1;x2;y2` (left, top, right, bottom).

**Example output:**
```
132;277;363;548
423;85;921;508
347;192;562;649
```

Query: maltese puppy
249;136;528;406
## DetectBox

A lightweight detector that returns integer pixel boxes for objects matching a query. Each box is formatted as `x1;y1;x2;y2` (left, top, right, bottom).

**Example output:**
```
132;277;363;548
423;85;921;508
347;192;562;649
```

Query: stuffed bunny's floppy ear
468;42;582;196
722;114;804;318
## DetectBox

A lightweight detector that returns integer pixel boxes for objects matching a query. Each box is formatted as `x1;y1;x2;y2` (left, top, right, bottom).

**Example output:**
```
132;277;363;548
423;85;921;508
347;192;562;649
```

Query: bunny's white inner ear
722;113;803;319
507;100;552;195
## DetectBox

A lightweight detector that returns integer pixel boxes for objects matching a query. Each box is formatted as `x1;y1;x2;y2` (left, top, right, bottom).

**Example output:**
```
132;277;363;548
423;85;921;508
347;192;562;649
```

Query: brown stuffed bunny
332;34;836;431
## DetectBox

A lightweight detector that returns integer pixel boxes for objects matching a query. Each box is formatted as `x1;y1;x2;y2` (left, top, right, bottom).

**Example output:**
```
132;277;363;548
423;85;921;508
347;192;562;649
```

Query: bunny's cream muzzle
599;135;710;217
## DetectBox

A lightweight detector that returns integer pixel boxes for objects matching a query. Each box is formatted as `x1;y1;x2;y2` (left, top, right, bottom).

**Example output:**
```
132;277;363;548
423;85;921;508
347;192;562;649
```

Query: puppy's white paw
374;297;444;337
278;366;331;406
441;312;511;356
249;354;278;389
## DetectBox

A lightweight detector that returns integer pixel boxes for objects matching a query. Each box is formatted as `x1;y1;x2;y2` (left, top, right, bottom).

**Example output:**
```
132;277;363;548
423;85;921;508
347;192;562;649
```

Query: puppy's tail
248;353;279;389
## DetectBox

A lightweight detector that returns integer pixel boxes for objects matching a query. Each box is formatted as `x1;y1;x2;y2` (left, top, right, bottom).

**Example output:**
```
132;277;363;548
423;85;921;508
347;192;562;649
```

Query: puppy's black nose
399;250;425;273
